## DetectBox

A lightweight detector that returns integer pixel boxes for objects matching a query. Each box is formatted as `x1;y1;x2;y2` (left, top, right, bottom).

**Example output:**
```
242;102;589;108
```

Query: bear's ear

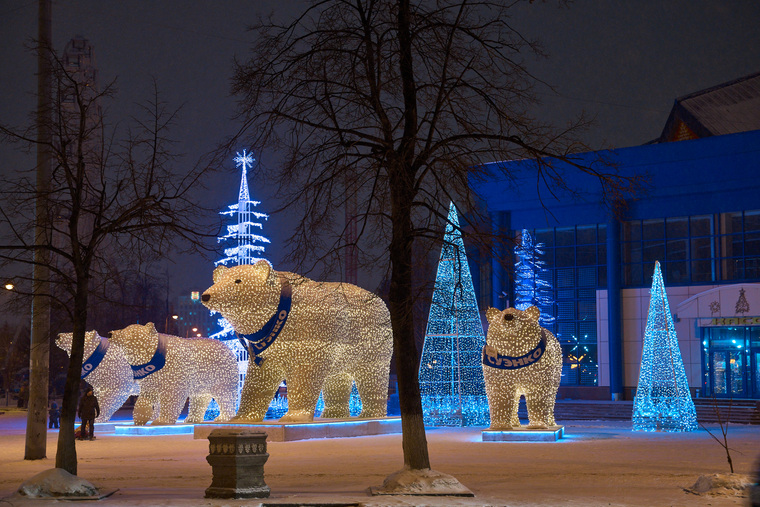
213;265;228;284
252;259;276;286
524;306;540;322
486;307;502;323
55;333;72;346
146;322;157;333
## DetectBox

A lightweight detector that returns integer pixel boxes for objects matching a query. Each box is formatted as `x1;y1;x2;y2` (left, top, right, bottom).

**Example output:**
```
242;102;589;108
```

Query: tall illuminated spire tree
208;150;271;412
418;202;489;427
632;261;697;432
215;150;270;267
514;229;554;327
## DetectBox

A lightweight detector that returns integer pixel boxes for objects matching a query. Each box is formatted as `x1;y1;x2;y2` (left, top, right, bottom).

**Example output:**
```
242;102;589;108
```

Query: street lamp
4;281;14;291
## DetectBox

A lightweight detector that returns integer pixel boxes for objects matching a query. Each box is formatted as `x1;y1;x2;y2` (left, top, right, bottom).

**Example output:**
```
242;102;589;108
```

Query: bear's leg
279;366;327;423
153;389;188;425
320;373;352;419
96;379;138;422
212;390;238;422
185;394;212;423
133;394;155;426
234;360;283;422
488;390;518;430
354;363;389;419
525;392;549;429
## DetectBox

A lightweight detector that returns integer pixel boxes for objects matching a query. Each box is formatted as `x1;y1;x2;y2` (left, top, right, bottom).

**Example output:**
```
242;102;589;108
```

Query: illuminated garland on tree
418;202;489;427
514;229;554;327
632;261;697;432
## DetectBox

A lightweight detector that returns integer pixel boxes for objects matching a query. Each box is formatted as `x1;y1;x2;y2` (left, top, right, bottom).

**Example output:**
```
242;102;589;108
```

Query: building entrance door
702;325;758;399
709;350;744;397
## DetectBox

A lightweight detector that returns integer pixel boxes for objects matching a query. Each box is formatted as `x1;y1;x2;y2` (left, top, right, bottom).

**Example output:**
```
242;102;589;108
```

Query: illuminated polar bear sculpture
482;306;562;429
56;331;140;422
109;323;238;425
201;260;393;422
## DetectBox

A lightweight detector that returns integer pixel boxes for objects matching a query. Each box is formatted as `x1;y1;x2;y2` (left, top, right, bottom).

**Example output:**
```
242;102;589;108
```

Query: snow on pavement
0;410;758;506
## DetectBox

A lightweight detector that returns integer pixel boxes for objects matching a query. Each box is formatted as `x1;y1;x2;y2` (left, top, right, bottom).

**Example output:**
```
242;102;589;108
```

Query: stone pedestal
205;429;270;499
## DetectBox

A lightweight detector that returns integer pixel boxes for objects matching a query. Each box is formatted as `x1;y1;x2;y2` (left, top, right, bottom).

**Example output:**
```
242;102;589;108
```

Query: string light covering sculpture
418;202;489;427
56;331;139;422
201;260;392;422
109;323;238;425
514;230;555;327
632;261;697;432
482;306;563;429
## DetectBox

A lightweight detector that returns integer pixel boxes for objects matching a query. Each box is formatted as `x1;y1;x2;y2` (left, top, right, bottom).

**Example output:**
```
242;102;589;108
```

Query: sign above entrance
701;316;760;327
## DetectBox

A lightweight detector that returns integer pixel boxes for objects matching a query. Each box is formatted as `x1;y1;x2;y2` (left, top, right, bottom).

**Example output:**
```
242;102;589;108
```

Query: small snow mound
17;468;99;498
371;467;474;496
686;473;751;497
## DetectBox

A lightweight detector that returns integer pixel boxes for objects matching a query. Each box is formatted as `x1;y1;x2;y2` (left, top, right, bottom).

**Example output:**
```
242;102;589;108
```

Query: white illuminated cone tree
632;261;697;432
418;202;489;427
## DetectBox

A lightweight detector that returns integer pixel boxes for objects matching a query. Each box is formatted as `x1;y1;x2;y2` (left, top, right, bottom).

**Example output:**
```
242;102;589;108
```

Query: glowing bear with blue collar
482;306;562;429
201;260;393;422
56;330;140;422
109;322;238;425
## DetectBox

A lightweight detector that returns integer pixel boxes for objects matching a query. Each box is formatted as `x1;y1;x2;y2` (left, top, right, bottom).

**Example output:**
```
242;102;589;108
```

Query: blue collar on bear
237;275;292;366
482;330;547;370
130;333;168;380
81;337;109;379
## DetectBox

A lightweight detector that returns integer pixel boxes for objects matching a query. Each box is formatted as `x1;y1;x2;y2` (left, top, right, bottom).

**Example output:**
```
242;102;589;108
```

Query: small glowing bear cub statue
201;260;393;422
56;330;139;422
482;306;562;429
109;322;238;425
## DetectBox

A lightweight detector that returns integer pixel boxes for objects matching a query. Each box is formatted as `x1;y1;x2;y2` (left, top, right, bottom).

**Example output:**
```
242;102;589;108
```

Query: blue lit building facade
471;128;760;401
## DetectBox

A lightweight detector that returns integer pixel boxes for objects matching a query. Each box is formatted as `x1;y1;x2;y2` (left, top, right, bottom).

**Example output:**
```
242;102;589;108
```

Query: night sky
1;1;759;299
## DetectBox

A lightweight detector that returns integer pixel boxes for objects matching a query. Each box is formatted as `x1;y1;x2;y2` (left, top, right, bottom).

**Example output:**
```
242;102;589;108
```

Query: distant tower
632;261;697;432
210;150;271;409
418;202;489;427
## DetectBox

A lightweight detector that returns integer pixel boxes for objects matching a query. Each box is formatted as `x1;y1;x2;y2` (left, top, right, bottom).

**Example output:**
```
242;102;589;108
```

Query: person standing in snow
48;402;60;429
77;387;100;440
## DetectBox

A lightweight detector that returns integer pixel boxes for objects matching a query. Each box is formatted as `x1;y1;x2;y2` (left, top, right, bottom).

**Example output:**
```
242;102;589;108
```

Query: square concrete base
482;425;564;442
194;417;402;442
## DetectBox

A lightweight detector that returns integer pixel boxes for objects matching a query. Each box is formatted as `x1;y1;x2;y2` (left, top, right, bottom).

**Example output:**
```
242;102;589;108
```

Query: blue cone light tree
514;229;555;327
419;202;489;427
632;261;697;432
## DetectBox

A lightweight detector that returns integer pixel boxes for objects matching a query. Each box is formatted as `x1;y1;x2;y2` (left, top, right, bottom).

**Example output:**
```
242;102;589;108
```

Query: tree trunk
25;0;52;461
55;283;89;475
389;179;430;470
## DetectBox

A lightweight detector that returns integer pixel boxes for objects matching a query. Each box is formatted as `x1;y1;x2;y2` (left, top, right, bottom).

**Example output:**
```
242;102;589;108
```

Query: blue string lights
419;202;489;427
632;261;697;432
514;230;555;327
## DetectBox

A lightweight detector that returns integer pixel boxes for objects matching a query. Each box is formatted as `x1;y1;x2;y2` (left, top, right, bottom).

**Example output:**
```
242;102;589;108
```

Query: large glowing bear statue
482;306;562;429
109;323;238;425
56;330;140;422
201;260;393;422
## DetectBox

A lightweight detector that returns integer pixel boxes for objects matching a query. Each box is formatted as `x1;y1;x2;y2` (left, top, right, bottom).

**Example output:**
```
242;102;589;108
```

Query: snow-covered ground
0;409;758;506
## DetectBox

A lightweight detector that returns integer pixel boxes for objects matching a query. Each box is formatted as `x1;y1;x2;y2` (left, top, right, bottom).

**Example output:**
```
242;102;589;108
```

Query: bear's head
109;322;160;366
56;330;102;358
485;306;543;356
201;260;280;334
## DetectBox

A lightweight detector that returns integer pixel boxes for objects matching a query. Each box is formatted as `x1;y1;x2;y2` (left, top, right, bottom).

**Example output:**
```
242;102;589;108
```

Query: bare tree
231;0;640;479
0;43;217;474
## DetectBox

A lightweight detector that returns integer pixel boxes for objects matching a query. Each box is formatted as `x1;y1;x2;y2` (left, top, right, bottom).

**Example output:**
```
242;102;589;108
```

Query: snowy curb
370;467;474;497
17;468;116;500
